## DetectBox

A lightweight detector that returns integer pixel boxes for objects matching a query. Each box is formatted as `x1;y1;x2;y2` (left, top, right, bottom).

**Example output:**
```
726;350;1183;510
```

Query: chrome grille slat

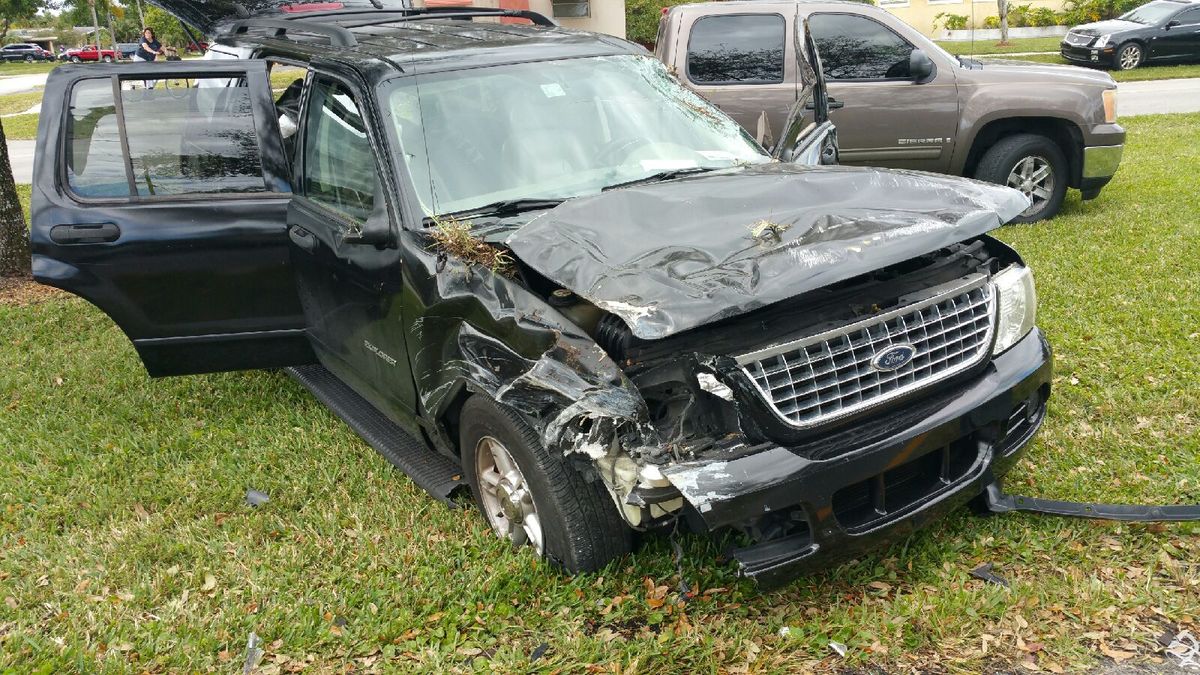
737;276;996;429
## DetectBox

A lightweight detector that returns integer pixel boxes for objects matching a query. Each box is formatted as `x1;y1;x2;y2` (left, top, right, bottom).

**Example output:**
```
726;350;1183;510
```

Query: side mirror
1166;19;1181;28
344;194;394;247
910;49;935;83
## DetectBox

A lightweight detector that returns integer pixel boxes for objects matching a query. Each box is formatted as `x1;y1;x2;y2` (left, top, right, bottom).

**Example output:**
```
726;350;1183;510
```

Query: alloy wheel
474;435;544;554
1119;45;1141;70
1006;155;1055;218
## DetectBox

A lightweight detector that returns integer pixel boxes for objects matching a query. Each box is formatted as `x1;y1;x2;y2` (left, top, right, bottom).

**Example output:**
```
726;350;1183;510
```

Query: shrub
1027;7;1061;26
934;12;970;30
1061;0;1143;25
981;15;1002;28
1007;3;1034;27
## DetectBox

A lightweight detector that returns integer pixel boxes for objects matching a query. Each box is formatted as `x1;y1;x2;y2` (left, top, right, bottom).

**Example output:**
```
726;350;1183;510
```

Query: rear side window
1176;7;1200;24
65;77;269;199
302;78;379;222
687;14;786;85
809;14;915;80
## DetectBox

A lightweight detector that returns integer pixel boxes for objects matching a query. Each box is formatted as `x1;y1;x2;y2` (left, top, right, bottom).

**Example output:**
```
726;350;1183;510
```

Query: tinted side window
302;78;378;222
66;77;269;199
687;14;785;84
809;14;914;80
1177;8;1200;24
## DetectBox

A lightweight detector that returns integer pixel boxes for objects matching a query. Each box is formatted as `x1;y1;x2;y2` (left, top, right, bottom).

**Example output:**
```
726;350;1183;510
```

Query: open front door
31;60;314;376
772;17;839;165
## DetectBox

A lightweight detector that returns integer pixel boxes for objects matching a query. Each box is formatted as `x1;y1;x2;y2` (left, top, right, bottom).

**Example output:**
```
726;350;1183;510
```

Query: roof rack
222;7;557;47
228;17;358;46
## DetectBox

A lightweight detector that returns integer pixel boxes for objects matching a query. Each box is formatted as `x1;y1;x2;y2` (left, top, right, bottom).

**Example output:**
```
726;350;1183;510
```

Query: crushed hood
506;164;1028;340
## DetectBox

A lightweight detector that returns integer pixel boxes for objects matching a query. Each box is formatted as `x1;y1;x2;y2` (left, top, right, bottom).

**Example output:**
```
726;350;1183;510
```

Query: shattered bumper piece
982;482;1200;522
661;328;1053;587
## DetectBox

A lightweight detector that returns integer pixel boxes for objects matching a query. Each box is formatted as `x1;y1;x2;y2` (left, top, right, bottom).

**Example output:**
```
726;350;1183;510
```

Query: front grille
1064;32;1093;46
736;275;996;429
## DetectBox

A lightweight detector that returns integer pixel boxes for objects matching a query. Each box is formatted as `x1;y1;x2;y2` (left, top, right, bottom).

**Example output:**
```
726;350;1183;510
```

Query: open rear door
31;60;314;376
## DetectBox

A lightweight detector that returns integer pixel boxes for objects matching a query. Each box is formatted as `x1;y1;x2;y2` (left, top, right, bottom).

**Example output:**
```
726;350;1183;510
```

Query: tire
70;56;81;63
460;395;631;573
102;55;113;63
24;55;33;62
973;133;1069;223
1114;42;1143;71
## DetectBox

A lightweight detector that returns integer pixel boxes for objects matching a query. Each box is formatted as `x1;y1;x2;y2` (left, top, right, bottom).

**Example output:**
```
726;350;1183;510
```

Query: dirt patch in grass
0;277;65;307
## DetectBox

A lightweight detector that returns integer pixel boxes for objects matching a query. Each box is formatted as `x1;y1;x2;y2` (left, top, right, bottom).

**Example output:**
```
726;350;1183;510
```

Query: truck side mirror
344;186;395;247
910;49;935;83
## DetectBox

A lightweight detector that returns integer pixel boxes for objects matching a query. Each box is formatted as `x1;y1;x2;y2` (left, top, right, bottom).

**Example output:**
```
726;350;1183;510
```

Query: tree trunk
106;3;118;54
0;119;31;278
134;0;146;28
88;0;102;50
998;0;1010;43
1;17;10;43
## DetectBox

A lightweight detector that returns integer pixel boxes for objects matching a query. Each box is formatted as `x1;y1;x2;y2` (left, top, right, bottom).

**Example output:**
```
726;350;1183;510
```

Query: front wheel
102;55;113;63
460;396;631;573
24;55;34;62
1115;42;1143;70
69;56;81;63
974;133;1068;223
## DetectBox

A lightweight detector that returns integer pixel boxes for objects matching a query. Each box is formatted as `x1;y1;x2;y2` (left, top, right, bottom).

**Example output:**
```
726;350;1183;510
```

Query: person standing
131;27;163;89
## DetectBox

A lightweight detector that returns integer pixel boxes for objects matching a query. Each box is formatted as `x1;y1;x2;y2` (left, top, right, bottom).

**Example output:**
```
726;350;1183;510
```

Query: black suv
1062;0;1200;70
0;43;54;63
30;1;1051;585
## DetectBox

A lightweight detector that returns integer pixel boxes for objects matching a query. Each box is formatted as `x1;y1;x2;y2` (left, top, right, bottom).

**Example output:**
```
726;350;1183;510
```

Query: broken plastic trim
983;482;1200;522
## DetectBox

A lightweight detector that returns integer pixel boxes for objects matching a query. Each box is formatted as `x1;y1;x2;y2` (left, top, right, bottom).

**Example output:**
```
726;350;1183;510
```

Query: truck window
301;77;379;222
686;14;785;85
65;77;270;199
808;14;914;80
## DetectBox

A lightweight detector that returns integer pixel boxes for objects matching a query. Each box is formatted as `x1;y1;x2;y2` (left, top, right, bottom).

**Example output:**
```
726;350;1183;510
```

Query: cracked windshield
385;55;769;217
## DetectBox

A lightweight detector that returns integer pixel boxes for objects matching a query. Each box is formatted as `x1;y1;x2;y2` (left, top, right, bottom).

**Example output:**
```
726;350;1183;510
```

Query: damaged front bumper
661;328;1053;587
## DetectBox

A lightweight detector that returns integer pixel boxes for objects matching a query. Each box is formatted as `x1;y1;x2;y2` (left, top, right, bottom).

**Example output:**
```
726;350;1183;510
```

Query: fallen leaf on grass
201;574;216;592
1099;642;1135;662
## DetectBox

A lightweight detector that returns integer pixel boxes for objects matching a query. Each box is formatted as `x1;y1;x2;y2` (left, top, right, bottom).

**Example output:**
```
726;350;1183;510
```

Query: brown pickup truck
656;0;1126;222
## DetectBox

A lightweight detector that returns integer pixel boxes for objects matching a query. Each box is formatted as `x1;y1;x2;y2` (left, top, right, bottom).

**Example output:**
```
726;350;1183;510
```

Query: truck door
672;9;798;143
287;69;418;423
806;11;960;172
30;60;313;376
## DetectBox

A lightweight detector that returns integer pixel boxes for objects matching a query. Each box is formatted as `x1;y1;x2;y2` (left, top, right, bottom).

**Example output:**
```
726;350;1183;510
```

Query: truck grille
736;275;996;429
1064;32;1093;46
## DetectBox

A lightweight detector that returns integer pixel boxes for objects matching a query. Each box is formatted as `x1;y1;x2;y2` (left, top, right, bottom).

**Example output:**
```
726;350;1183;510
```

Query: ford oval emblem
871;344;917;372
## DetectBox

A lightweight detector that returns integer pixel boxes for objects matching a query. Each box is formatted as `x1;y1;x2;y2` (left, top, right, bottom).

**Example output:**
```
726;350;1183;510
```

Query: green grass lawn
0;113;38;141
0;91;42;116
3;114;1200;672
934;35;1064;55
0;60;61;76
982;52;1200;82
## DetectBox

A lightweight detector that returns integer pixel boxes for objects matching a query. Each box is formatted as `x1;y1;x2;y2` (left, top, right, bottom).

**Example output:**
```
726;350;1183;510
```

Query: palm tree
0;119;31;277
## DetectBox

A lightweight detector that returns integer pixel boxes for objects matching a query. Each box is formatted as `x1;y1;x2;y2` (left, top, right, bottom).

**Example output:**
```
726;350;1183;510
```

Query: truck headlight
1102;88;1118;123
1094;34;1111;48
992;265;1037;355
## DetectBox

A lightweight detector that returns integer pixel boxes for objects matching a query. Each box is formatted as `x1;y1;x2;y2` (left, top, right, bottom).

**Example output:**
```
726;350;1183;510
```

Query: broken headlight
992;265;1037;355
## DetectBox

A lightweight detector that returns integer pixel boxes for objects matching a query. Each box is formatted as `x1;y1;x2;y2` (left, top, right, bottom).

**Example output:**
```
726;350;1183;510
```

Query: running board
983;482;1200;522
285;365;463;504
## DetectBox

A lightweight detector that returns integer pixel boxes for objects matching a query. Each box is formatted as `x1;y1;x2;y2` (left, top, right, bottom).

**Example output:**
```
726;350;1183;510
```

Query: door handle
49;222;120;244
288;225;318;253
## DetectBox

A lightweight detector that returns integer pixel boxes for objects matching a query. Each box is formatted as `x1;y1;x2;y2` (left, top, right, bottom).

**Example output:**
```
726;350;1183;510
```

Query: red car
61;45;118;63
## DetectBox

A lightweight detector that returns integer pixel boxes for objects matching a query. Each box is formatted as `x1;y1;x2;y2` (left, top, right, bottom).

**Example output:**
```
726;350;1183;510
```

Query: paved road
7;140;34;184
0;72;49;96
1118;77;1200;116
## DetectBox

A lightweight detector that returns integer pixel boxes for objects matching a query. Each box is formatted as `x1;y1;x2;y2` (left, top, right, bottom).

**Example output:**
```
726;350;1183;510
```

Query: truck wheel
102;55;113;63
1115;42;1142;70
70;56;80;63
460;395;631;573
974;133;1068;223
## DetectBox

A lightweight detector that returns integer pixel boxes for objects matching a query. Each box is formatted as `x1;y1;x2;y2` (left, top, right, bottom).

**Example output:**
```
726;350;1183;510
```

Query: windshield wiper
601;167;715;192
441;198;566;220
